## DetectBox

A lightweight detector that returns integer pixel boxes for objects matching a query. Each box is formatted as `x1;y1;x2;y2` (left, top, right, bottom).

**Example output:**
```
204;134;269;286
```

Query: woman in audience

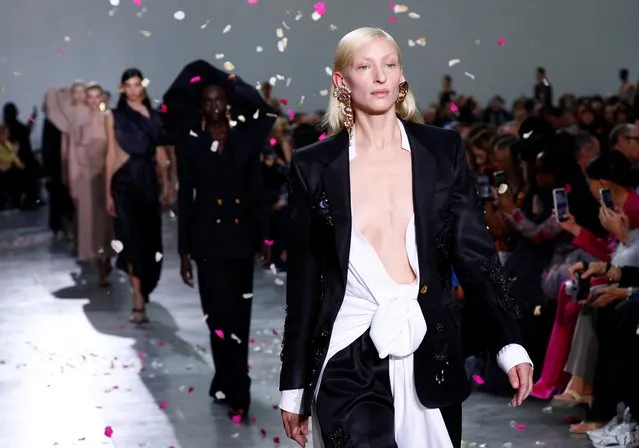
0;124;26;209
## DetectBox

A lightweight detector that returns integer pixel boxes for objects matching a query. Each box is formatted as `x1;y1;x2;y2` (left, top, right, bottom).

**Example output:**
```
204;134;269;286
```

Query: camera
569;262;591;303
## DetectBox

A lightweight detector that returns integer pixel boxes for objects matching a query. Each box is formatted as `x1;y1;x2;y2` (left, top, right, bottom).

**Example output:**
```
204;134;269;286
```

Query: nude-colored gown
57;89;114;260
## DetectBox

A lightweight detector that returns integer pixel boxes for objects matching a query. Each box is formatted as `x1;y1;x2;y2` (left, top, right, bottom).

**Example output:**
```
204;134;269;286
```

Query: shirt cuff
496;343;533;374
279;389;304;414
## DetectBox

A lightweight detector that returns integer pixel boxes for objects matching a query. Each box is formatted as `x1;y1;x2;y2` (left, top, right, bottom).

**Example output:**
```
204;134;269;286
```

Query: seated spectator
0;124;26;209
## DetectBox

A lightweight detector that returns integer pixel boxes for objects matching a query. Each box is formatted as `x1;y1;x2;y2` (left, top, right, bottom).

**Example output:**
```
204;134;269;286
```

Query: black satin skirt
111;158;162;298
315;330;462;448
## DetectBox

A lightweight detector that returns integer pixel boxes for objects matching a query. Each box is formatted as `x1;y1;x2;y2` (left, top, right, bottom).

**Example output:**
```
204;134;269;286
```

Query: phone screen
476;174;491;199
494;171;506;187
600;188;614;209
553;188;569;218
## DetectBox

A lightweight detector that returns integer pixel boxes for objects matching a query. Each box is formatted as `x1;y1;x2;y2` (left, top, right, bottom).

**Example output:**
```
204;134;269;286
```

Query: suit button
217;198;223;205
420;284;429;294
216;219;221;224
235;198;240;204
234;218;239;224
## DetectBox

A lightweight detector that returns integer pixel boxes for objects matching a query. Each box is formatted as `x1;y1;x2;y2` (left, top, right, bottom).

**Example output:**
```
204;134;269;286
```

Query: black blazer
176;127;270;260
279;121;523;416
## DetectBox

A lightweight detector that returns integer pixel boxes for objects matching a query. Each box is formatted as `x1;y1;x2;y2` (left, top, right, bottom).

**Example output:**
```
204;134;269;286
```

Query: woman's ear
332;71;346;90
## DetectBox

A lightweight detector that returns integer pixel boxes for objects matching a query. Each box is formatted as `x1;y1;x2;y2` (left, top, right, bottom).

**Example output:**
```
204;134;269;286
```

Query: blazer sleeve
247;153;271;245
449;131;524;352
176;140;195;256
279;156;318;391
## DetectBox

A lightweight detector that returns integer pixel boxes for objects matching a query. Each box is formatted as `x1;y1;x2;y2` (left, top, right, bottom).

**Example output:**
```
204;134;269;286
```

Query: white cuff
496;343;533;374
279;389;304;414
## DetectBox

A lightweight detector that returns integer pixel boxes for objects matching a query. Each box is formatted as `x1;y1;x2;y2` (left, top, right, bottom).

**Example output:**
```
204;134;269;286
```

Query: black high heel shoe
129;307;149;324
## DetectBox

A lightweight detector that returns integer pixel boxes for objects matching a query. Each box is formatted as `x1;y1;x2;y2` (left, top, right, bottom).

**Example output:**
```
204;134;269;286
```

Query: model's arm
279;155;319;413
104;113;115;195
448;131;532;373
175;142;194;257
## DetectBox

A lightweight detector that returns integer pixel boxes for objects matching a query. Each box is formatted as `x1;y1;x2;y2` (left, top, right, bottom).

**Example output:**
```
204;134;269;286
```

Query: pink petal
159;400;168;409
133;0;141;6
313;2;326;16
288;109;295;121
104;426;113;438
264;239;274;246
232;415;242;424
390;1;396;11
272;329;279;335
318;132;327;141
260;429;267;437
387;17;397;23
137;353;146;359
187;386;194;394
249;338;256;344
515;423;527;431
160;104;168;113
471;374;485;385
449;103;459;113
269;138;277;146
190;75;201;84
214;329;225;339
247;0;259;3
279;98;288;106
497;37;506;47
274;437;281;444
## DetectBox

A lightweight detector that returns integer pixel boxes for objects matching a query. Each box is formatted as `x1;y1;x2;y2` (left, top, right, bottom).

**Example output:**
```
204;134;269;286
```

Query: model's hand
507;363;533;407
180;255;194;287
281;410;309;447
106;195;117;218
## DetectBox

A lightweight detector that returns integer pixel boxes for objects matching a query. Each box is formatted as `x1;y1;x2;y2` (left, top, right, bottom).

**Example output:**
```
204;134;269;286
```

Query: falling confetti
64;36;71;42
515;424;527;431
109;0;119;5
464;72;475;80
104;426;113;438
211;141;219;152
253;109;260;119
215;391;226;400
312;2;326;20
408;12;420;19
415;37;427;46
393;4;408;13
242;293;253;299
277;38;288;52
141;78;150;87
173;10;185;20
523;130;533;139
223;61;235;71
110;240;123;253
269;138;277;146
319;89;329;96
387;17;397;23
274;278;285;286
214;329;225;339
497;36;506;47
189;130;198;137
471;374;485;385
190;75;201;83
325;66;332;76
448;59;460;67
248;0;259;3
215;53;224;59
155;252;163;262
264;239;274;246
133;0;141;5
408;39;415;47
202;314;209;323
288;109;295;120
319;133;327;140
232;415;242;424
159;400;167;409
223;24;231;34
231;334;242;344
533;305;541;316
450;103;459;113
276;28;284;38
256;46;263;52
200;20;210;29
140;30;151;37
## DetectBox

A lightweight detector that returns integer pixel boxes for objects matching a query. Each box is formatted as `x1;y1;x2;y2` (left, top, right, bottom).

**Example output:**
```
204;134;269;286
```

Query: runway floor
0;208;592;447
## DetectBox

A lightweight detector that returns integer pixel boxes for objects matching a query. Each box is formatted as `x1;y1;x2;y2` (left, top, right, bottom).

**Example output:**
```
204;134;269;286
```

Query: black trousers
196;256;254;409
316;331;462;448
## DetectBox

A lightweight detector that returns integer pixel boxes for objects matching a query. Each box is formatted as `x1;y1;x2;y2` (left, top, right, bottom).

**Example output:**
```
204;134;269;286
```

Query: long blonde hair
323;27;423;135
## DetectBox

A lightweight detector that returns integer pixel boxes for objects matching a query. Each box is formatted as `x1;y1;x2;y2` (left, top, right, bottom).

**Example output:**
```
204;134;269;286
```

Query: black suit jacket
176;126;270;260
279;121;523;416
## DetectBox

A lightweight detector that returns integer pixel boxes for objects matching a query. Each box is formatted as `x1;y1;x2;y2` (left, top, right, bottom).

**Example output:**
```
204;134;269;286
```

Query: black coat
279;121;523;415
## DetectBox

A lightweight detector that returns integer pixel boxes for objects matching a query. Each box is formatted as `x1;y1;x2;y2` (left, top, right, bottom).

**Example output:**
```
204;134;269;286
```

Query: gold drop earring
333;85;353;133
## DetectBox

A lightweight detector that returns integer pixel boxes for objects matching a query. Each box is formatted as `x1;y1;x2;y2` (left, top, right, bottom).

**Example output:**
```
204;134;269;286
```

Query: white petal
155;252;163;262
222;24;231;34
210;141;219;152
173;10;185;20
110;240;123;253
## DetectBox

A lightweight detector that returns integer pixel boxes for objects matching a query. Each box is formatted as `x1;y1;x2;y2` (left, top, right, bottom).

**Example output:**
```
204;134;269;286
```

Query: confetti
155;252;163;262
387;17;397;23
211;141;219;152
274;437;281;444
515;423;527;431
312;2;326;20
288;109;295;120
269;138;277;146
464;72;475;80
523;131;533;139
190;75;201;83
279;98;288;106
325;66;332;76
408;12;420;19
215;391;226;400
133;0;141;5
275;278;285;286
99;102;107;112
188;386;194;393
110;240;123;253
223;61;235;71
415;37;427;46
215;53;224;59
277;38;288;52
189;130;198;137
253;109;260;119
173;10;185;20
159;400;167;409
256;46;263;52
140;30;151;37
282;21;290;30
231;334;242;344
248;0;259;3
202;314;209;323
214;329;225;339
141;78;150;87
104;426;113;438
393;4;408;13
238;115;246;122
450;103;459;113
471;374;485;385
243;293;253;299
448;59;460;67
319;89;329;96
319;133;327;141
408;39;415;47
533;305;541;316
232;415;242;424
329;24;337;30
109;0;119;5
497;36;506;47
223;24;231;34
200;20;210;29
276;28;284;38
64;36;71;42
229;120;237;127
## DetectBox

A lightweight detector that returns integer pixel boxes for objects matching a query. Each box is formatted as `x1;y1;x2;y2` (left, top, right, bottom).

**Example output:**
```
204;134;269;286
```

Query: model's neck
352;110;399;154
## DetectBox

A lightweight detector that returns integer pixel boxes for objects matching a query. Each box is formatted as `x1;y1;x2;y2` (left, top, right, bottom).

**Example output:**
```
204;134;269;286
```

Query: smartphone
600;188;614;209
493;170;507;187
552;188;570;220
476;174;491;199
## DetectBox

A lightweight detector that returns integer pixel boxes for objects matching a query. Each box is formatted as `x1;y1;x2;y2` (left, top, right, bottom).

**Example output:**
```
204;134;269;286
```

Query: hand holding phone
600;188;614;209
553;188;570;221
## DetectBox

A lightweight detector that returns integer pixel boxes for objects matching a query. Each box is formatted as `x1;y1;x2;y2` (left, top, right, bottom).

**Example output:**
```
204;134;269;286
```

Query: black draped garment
110;105;166;299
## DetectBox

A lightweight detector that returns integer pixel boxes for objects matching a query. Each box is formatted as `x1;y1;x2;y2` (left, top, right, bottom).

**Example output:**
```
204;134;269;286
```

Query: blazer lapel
320;131;351;286
405;124;437;288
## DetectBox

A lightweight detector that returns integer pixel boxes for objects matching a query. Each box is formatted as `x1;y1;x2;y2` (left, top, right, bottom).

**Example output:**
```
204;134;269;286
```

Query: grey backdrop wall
1;0;638;145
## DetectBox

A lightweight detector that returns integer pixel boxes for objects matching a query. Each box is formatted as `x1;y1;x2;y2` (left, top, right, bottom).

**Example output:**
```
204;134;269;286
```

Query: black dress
110;105;166;299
